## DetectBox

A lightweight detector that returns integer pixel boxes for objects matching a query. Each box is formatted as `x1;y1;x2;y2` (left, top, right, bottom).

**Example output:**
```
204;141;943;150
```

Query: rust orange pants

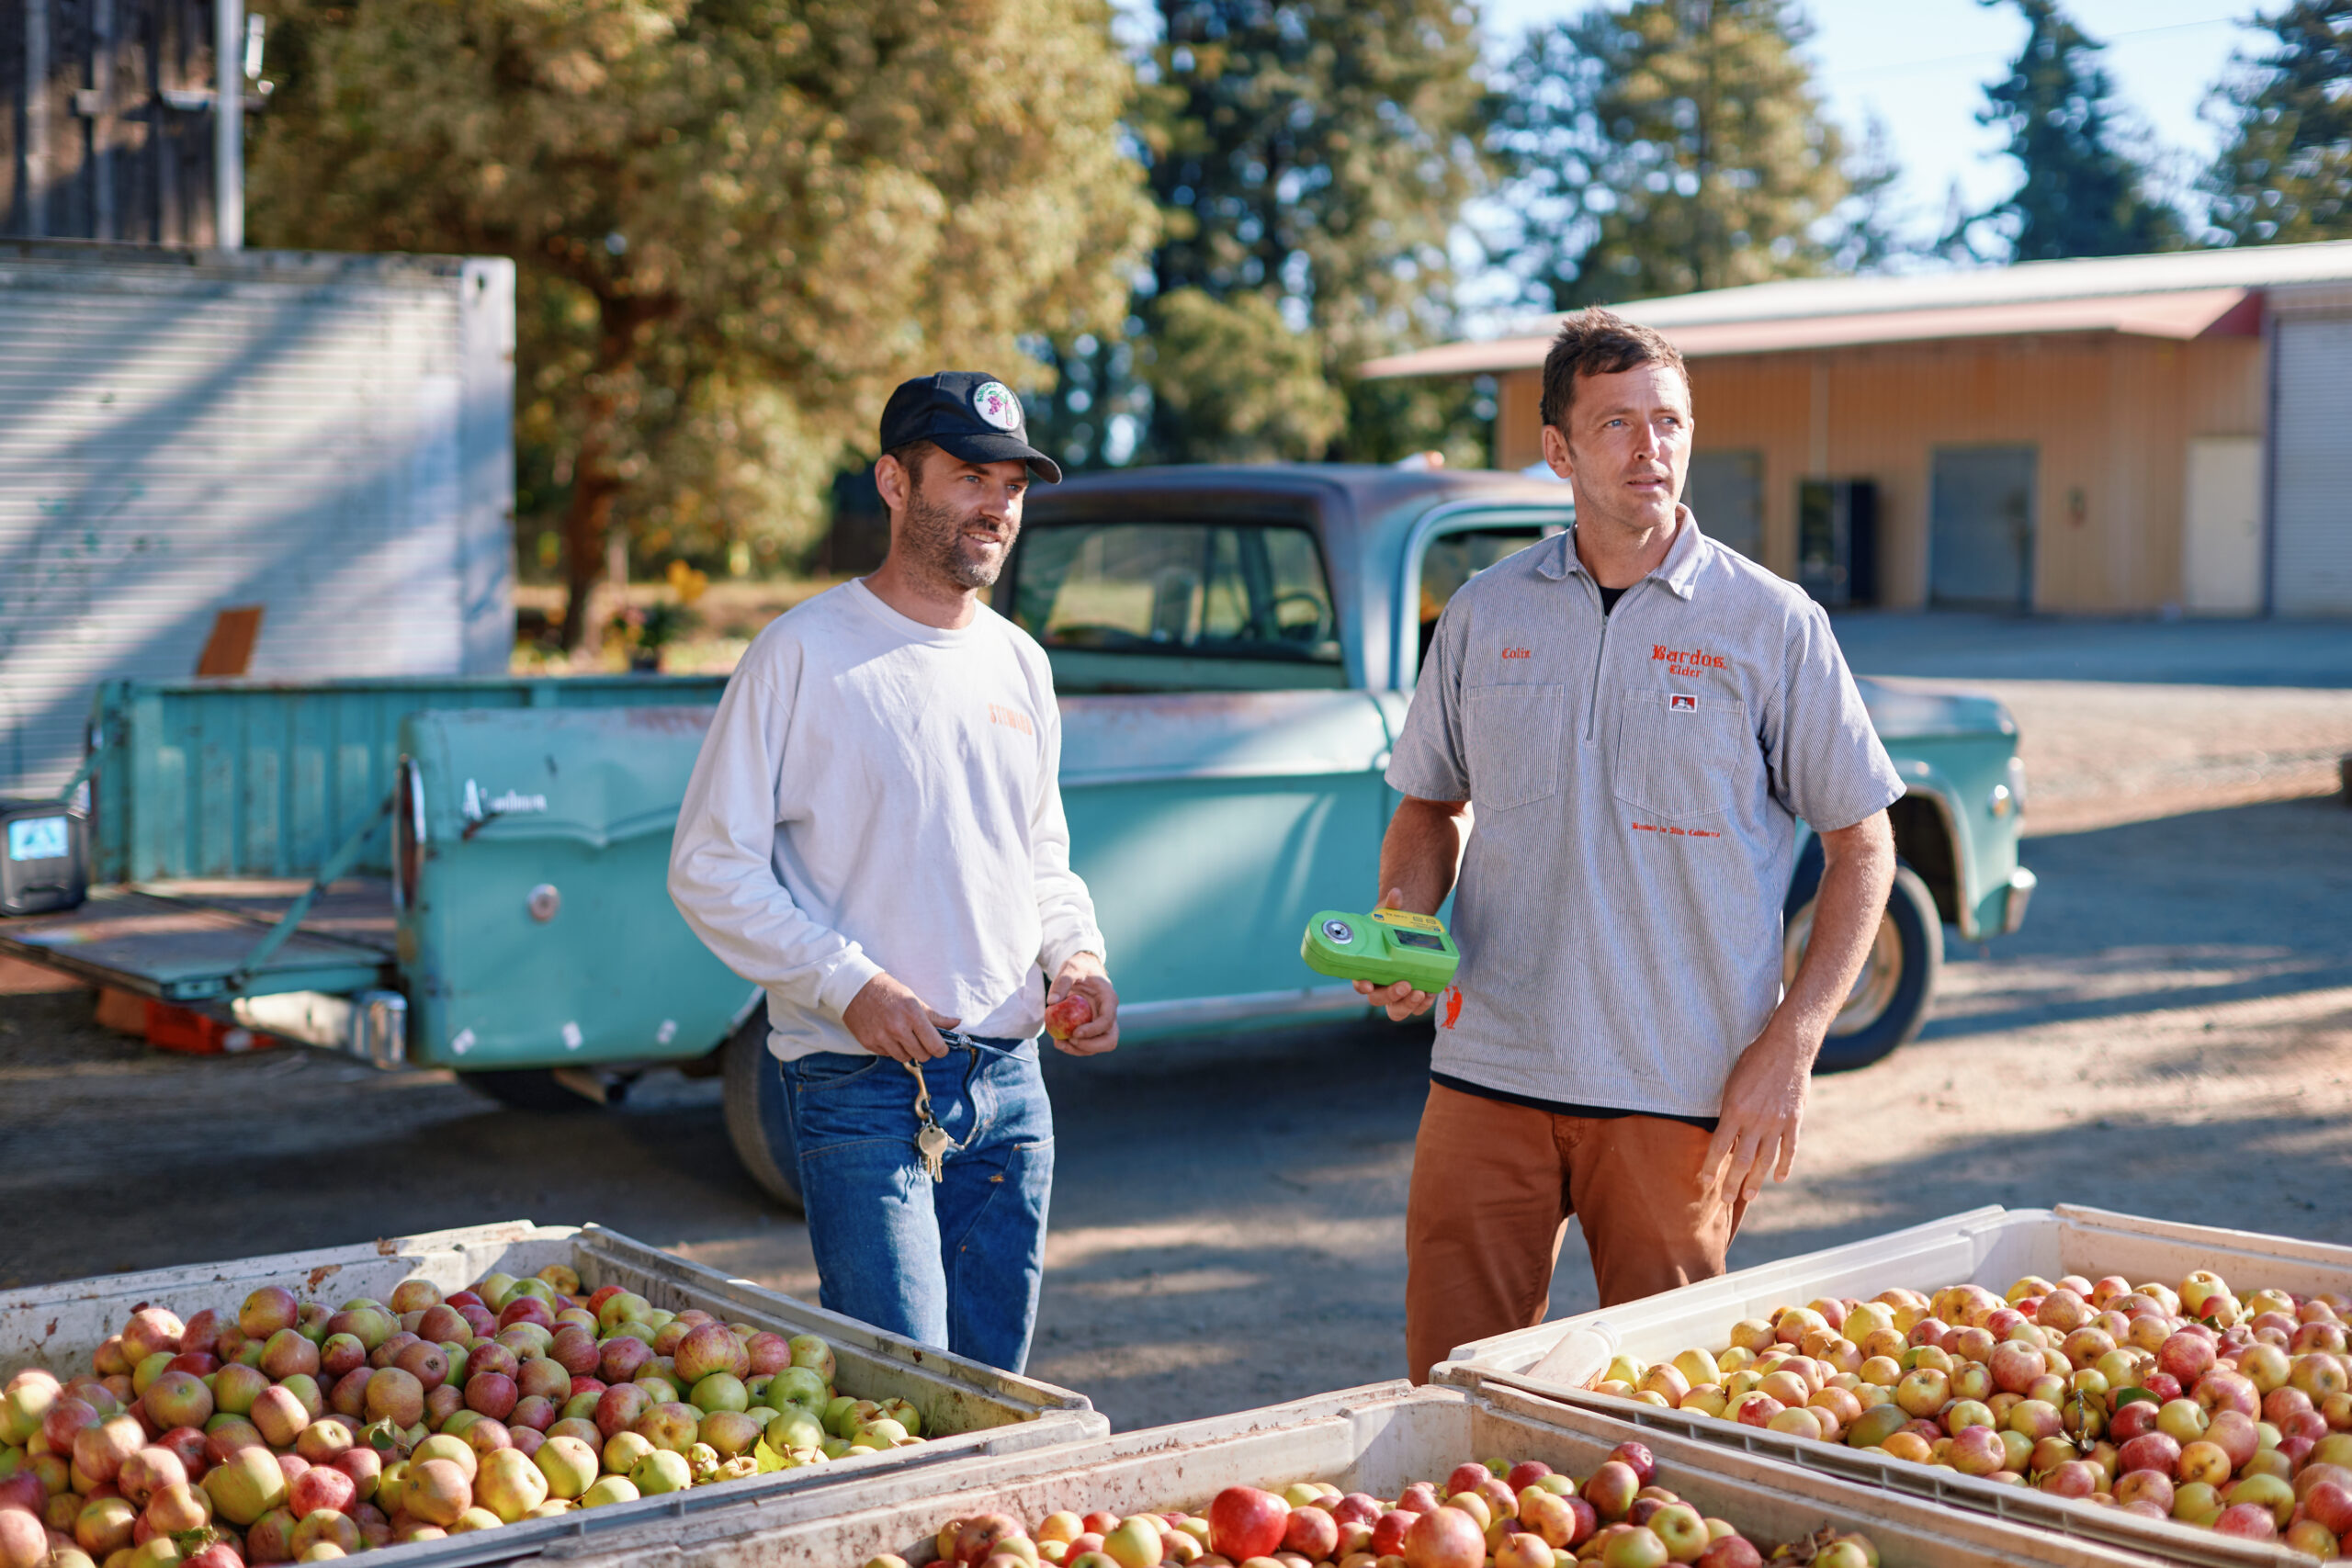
1405;1080;1747;1383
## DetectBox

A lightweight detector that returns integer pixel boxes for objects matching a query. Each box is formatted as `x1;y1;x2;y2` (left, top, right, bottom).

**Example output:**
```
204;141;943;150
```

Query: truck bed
0;880;397;1003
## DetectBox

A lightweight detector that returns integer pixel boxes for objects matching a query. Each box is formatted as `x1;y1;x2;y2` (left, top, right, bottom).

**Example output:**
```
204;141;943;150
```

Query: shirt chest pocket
1465;683;1564;812
1611;690;1750;820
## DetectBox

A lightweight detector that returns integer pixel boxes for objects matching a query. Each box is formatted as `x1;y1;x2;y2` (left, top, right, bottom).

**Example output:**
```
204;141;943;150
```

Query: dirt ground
4;618;2348;1433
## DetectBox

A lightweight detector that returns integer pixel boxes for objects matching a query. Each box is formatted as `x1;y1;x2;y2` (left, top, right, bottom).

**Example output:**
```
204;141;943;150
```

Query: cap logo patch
971;380;1023;432
1670;693;1698;712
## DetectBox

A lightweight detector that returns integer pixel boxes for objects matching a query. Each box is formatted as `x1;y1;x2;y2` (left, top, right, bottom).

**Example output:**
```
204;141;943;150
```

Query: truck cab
1011;464;2032;1060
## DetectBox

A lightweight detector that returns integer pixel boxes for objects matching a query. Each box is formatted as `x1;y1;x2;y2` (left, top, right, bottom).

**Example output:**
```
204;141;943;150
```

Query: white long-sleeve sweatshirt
667;580;1105;1061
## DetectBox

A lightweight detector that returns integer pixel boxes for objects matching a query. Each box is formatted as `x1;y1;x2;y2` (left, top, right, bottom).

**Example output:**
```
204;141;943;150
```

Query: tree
1951;0;2181;261
2205;2;2352;245
249;0;1153;646
1129;0;1490;464
1490;0;1850;309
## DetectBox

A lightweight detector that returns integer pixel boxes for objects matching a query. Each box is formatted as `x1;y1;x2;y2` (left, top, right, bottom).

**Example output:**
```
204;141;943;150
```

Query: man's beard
901;486;1012;591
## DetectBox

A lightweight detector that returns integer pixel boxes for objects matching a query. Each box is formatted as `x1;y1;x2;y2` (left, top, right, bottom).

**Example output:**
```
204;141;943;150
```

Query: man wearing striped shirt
1364;310;1904;1382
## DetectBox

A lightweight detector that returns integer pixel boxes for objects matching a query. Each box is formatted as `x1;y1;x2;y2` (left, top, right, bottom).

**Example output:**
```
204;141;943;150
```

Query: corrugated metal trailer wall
0;243;516;796
1493;329;2267;613
3;0;229;244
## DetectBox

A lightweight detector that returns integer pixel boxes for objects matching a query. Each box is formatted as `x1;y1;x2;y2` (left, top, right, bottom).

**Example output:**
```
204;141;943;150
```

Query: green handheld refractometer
1300;906;1460;993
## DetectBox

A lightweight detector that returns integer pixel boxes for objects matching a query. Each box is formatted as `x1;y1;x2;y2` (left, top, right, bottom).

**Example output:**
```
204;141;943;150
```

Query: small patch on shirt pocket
1611;689;1749;820
1465;682;1564;812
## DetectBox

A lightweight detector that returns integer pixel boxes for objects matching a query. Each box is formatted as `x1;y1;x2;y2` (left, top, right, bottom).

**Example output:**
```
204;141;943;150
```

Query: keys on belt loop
903;1031;978;1183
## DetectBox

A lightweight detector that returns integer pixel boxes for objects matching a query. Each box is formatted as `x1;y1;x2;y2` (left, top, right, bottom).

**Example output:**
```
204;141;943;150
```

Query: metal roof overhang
1361;287;2259;378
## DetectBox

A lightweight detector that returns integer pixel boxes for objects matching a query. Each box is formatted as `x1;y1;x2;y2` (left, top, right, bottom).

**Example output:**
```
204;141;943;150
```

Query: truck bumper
232;988;408;1068
2001;866;2037;936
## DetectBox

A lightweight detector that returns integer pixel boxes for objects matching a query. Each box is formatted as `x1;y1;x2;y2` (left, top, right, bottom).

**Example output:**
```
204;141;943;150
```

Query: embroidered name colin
1653;644;1727;680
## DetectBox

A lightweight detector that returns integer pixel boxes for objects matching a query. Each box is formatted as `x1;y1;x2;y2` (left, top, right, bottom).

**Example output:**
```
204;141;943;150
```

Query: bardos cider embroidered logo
972;380;1023;432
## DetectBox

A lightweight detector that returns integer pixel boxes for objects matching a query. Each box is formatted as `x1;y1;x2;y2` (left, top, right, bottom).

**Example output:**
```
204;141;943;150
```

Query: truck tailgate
0;879;396;1002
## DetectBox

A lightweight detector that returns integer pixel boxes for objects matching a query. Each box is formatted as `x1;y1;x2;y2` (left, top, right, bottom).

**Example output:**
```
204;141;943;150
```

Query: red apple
1583;1461;1640;1521
2117;1433;2181;1477
1402;1505;1485;1568
1283;1505;1340;1560
1044;993;1094;1042
2211;1503;2276;1539
1371;1509;1418;1556
1207;1487;1289;1561
1695;1537;1764;1568
1606;1442;1657;1487
1444;1463;1491;1499
1505;1461;1552;1493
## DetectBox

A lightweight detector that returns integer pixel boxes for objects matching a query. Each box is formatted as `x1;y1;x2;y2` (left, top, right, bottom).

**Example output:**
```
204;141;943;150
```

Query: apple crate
524;1379;2172;1568
0;1220;1105;1562
1431;1203;2352;1568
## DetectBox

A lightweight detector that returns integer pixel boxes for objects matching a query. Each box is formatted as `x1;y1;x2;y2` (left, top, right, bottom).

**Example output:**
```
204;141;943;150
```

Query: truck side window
1418;528;1545;661
1013;523;1341;665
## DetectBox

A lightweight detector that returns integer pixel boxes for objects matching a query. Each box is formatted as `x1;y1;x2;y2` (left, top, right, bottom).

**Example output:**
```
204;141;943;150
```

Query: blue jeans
780;1037;1054;1375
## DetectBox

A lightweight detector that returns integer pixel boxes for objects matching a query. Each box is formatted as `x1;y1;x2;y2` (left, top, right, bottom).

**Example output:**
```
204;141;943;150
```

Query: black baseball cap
878;371;1061;483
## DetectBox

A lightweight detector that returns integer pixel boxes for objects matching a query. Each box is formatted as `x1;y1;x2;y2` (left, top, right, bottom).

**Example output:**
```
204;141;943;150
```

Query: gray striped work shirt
1385;513;1904;1119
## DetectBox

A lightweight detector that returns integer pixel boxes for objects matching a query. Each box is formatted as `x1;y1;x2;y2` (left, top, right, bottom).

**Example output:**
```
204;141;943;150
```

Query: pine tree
1491;0;1849;309
2205;2;2352;245
1133;0;1490;464
1954;0;2181;261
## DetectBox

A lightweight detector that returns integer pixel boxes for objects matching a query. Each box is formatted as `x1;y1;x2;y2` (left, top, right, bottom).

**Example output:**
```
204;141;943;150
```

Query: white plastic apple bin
531;1379;2176;1568
1434;1203;2352;1568
0;1220;1106;1563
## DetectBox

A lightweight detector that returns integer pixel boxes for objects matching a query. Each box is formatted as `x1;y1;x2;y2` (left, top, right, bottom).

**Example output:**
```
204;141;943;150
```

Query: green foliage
2205;2;2352;245
1952;0;2181;261
1140;288;1348;461
1491;0;1851;309
1130;0;1491;465
248;0;1153;640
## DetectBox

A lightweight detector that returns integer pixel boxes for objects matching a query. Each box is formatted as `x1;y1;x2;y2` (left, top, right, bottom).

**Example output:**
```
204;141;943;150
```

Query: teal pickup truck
0;465;2031;1210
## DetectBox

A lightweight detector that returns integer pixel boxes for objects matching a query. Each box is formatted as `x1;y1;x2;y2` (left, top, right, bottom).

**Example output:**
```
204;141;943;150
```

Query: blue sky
1481;0;2271;253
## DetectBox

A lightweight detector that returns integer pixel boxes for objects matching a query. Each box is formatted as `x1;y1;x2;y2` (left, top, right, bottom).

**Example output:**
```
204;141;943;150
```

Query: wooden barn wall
1493;331;2267;612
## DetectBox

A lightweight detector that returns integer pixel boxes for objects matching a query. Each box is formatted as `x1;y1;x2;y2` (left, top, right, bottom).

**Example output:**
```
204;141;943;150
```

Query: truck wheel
463;1069;601;1112
1783;857;1942;1074
722;1016;804;1214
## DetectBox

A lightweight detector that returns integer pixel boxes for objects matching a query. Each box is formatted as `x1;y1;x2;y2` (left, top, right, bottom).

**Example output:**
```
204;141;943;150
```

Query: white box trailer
0;241;514;798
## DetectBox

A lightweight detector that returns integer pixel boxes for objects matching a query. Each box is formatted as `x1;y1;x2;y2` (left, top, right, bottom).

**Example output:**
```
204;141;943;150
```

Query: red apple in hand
1045;992;1094;1042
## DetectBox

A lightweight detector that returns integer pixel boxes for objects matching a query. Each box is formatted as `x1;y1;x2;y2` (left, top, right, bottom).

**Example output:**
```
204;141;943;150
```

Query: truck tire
722;1016;804;1214
463;1069;600;1112
1783;852;1942;1074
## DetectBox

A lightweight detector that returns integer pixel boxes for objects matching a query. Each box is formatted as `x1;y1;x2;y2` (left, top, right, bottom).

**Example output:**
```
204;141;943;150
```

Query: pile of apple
1581;1267;2352;1557
0;1264;926;1568
862;1446;1882;1568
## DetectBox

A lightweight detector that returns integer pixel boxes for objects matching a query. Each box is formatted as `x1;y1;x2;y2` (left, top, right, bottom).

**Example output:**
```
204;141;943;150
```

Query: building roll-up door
2271;316;2352;615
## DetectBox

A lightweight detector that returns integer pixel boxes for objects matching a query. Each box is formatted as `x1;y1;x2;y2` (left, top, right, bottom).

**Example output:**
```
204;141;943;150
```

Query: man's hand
1703;812;1894;1205
1353;886;1442;1022
1046;953;1119;1056
1702;1023;1811;1205
842;972;958;1063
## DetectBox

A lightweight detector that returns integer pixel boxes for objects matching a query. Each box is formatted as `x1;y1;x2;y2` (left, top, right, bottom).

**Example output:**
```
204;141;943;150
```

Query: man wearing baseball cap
670;371;1117;1373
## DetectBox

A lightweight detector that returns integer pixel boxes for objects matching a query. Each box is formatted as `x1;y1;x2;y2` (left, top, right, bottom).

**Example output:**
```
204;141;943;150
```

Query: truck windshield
1012;523;1341;666
1419;527;1546;661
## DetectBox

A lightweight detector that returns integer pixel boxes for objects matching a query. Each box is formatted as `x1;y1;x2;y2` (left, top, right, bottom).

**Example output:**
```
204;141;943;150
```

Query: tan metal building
1364;242;2352;615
